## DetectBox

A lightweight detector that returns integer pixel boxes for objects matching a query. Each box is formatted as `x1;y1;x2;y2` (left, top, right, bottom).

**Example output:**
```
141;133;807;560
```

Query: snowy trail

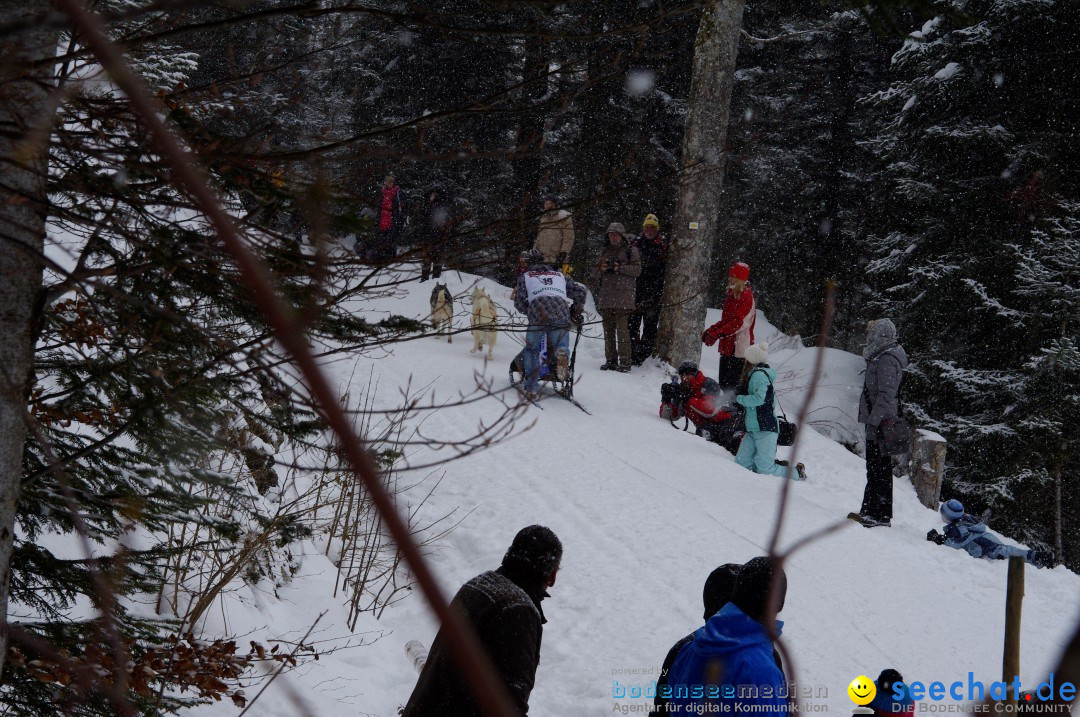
195;267;1080;717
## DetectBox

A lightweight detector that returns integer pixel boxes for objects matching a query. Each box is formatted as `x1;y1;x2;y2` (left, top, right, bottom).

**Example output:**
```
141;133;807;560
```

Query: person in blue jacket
927;499;1050;568
734;343;806;481
650;563;742;716
663;557;789;715
868;669;914;717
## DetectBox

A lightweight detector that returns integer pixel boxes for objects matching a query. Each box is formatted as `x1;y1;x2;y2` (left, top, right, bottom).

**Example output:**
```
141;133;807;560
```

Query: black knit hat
502;525;563;581
877;669;904;693
731;556;787;623
678;361;698;376
703;563;741;621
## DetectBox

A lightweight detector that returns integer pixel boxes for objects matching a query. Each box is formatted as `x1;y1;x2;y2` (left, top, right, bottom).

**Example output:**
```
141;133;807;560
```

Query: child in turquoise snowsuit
734;342;802;479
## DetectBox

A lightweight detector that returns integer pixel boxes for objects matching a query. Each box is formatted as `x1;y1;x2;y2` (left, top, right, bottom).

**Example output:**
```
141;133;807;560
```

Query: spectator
365;174;404;262
534;196;575;269
868;669;915;717
651;563;742;716
630;214;669;364
402;525;563;717
663;361;743;452
419;189;451;282
593;222;641;372
664;557;789;715
735;343;806;480
848;319;907;528
702;263;756;393
927;499;1051;567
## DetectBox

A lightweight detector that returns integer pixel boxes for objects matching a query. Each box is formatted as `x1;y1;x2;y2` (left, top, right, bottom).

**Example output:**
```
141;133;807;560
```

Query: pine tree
1008;205;1080;566
719;6;896;346
862;0;1080;567
5;4;429;712
0;0;58;683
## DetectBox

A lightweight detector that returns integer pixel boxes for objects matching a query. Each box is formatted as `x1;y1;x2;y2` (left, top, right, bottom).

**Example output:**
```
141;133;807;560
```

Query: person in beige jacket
533;197;575;267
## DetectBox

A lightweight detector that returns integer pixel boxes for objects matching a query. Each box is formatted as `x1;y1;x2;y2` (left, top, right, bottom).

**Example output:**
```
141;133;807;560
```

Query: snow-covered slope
196;267;1080;716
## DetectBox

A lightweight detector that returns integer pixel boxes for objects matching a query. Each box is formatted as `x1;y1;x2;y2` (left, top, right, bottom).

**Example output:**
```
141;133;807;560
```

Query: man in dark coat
663;557;788;714
419;189;451;282
848;319;908;529
630;214;668;365
402;525;562;717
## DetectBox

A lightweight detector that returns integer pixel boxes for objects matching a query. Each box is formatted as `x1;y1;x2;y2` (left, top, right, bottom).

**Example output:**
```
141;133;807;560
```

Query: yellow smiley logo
848;675;877;706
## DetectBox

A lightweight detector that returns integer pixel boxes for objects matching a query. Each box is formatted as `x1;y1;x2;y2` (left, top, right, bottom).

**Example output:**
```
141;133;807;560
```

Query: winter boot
600;362;614;371
776;460;807;481
555;350;569;382
847;512;890;528
616;364;631;373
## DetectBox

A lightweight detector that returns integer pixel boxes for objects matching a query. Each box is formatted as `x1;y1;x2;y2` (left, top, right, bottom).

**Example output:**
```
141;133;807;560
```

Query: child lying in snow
927;499;1050;568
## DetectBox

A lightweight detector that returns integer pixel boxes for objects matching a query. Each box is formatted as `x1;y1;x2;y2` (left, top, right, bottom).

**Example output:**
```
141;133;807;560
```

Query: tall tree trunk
655;0;747;365
1053;458;1064;567
511;34;548;206
0;2;56;674
508;34;548;274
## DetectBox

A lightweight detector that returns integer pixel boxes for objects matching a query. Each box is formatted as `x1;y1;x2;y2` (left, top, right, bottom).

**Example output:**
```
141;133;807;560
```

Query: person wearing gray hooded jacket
592;222;641;371
849;319;908;528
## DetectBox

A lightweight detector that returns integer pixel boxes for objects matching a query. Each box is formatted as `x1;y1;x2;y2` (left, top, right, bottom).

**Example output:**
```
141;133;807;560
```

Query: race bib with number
523;270;568;302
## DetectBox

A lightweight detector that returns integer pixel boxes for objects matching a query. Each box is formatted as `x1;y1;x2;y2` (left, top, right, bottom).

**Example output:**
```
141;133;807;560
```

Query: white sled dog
430;283;453;343
470;285;498;359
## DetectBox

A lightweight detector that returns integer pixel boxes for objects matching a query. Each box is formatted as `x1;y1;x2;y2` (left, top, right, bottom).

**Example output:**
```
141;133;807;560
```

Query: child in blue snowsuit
928;499;1048;568
734;343;806;480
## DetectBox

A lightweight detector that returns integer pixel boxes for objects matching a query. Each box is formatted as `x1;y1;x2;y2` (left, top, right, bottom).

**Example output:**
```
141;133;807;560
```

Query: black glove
570;307;584;325
926;529;945;545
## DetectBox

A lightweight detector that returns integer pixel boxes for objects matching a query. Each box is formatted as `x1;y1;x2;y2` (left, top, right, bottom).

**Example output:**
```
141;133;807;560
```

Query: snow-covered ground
196;267;1080;716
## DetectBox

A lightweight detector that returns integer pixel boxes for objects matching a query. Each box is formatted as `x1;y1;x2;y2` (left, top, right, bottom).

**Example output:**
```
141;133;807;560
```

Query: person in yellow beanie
629;213;668;364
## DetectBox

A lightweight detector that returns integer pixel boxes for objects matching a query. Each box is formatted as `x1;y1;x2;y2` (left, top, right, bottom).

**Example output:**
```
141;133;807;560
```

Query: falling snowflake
625;70;655;96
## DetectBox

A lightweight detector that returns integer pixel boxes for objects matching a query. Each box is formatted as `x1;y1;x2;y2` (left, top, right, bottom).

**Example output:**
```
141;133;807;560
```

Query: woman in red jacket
702;262;756;393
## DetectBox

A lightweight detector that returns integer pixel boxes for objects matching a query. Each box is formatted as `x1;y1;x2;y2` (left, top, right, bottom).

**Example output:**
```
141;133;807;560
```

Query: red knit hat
729;262;750;281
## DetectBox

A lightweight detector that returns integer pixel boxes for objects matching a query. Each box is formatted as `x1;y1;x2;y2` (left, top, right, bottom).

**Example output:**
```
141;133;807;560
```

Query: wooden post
908;429;947;509
1003;556;1025;710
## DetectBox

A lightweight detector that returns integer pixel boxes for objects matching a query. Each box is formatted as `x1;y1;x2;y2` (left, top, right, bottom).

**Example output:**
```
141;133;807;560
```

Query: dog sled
508;324;590;414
